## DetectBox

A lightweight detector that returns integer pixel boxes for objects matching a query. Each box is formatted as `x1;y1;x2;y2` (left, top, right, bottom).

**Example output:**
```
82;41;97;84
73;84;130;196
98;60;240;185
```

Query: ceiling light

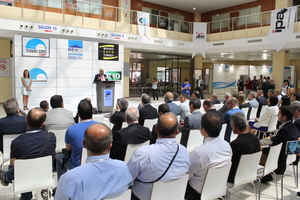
193;7;196;10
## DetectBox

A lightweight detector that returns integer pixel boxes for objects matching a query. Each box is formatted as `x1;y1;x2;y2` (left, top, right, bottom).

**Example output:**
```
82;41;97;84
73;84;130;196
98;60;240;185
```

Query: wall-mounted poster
98;43;119;61
22;36;50;58
68;40;83;59
106;71;122;81
0;59;10;77
103;89;113;106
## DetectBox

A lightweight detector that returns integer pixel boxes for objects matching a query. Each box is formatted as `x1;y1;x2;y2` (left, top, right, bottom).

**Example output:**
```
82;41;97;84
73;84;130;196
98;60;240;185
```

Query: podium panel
96;81;115;113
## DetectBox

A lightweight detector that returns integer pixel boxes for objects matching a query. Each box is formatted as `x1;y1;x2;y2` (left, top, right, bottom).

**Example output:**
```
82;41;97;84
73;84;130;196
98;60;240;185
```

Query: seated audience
138;94;158;126
238;95;249;109
184;112;232;200
110;98;128;134
44;95;74;131
180;98;202;147
211;94;220;104
228;112;260;183
127;112;191;200
0;98;27;153
56;99;98;179
280;95;291;107
202;99;224;123
191;91;201;99
0;108;56;200
256;90;268;118
172;92;181;106
218;92;230;114
249;95;278;132
164;92;180;116
110;107;150;160
291;93;300;104
54;123;133;200
179;93;190;122
39;100;49;112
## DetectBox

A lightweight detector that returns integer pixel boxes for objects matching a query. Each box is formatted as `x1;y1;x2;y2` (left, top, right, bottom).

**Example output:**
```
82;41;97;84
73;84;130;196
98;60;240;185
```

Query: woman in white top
21;69;32;110
152;77;158;100
248;95;278;131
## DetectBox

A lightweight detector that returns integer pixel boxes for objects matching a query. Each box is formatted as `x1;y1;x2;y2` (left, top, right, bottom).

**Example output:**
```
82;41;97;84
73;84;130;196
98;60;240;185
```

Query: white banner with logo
268;6;297;51
137;11;151;38
192;23;207;58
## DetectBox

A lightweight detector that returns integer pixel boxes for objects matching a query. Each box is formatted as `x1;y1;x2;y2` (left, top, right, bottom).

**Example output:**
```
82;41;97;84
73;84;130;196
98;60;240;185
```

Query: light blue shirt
54;154;133;200
249;98;259;108
127;138;191;200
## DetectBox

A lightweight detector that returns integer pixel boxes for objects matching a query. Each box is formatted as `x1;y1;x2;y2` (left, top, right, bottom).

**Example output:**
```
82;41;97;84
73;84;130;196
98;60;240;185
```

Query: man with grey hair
256;90;268;118
267;89;275;99
54;123;133;200
110;107;150;160
138;94;158;126
218;92;230;114
110;98;129;134
164;92;180;116
211;94;220;104
275;89;282;105
248;91;259;108
224;97;244;142
228;112;260;183
0;98;27;153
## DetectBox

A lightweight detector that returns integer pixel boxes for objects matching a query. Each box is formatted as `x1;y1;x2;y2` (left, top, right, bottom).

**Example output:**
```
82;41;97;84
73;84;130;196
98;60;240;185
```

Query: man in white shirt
184;112;232;200
179;93;190;122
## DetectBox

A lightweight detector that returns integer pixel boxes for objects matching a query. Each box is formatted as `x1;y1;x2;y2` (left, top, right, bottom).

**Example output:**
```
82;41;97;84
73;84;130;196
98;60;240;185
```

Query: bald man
93;68;108;83
128;112;191;200
164;92;180;116
55;123;132;200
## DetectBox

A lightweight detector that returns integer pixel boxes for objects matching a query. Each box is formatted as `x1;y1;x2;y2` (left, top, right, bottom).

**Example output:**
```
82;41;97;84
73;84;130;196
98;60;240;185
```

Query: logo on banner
195;32;205;39
98;43;119;61
139;17;149;26
68;40;83;59
29;68;48;83
272;8;288;33
106;71;122;81
22;37;50;57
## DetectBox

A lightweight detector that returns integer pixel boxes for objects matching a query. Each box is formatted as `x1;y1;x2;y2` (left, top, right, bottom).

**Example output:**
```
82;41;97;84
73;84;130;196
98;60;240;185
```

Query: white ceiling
141;0;257;13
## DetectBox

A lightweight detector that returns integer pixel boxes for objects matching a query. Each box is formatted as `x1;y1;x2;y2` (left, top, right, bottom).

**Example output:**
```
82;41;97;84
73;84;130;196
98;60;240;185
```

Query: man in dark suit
203;99;224;123
218;92;230;115
138;94;158;126
93;68;108;83
0;98;27;153
180;98;202;147
164;92;180;116
292;102;300;132
110;98;128;135
256;90;268;118
110;107;150;160
261;106;300;181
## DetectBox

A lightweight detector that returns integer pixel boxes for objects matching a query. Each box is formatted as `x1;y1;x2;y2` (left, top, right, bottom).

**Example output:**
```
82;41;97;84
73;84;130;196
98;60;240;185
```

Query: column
275;0;293;9
123;48;131;97
272;51;289;90
0;39;12;102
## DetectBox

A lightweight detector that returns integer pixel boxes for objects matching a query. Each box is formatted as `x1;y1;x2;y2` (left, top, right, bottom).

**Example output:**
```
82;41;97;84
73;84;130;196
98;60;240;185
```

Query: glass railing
10;0;193;34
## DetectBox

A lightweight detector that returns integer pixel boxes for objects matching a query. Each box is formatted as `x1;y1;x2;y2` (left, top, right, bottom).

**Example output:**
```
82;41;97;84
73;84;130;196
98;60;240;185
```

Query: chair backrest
93;114;105;123
234;151;262;187
150;175;188;200
263;143;283;176
13;156;53;194
241;107;249;119
124;140;150;163
49;129;67;153
201;163;232;200
175;132;182;144
249;107;258;120
3;134;22;161
187;129;203;153
218;124;227;140
104;189;132;200
176;115;180;122
286;154;297;166
230;132;238;142
144;118;158;131
260;105;268;117
214;104;222;110
121;121;128;129
81;147;87;165
267;115;278;132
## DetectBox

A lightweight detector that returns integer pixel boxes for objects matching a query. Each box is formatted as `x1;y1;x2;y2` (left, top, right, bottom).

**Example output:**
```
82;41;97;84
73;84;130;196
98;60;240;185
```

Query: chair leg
252;181;257;200
257;178;261;200
225;187;231;200
281;175;284;200
271;172;278;200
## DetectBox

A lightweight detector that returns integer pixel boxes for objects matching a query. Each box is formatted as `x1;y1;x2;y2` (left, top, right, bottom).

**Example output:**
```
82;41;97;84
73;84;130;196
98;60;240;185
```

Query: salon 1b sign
98;43;119;61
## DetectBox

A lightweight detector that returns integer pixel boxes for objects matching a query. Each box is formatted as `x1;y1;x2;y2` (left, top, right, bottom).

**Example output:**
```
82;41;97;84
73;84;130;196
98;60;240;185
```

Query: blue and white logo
22;37;50;57
29;68;48;84
68;40;83;59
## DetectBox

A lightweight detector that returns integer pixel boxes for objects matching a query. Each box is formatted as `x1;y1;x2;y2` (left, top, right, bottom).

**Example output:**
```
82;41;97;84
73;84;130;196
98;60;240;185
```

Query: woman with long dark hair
21;69;32;110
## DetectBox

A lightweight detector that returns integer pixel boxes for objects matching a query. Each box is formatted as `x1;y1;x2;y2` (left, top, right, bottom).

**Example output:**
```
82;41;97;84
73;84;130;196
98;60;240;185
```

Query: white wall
14;35;124;113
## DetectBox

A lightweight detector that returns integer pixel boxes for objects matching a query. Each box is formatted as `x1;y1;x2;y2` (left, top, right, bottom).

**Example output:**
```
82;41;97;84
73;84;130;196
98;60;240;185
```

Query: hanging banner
268;6;297;51
137;11;151;38
192;23;207;58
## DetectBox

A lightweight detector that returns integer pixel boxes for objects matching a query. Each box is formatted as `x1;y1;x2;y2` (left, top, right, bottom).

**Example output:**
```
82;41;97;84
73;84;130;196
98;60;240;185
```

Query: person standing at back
152;77;159;101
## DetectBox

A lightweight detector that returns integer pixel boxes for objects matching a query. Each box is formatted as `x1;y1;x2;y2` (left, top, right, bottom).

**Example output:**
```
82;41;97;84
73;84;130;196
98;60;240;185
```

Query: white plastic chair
144;118;158;131
121;122;128;129
214;104;222;110
226;151;262;200
230;131;238;142
259;105;268;117
253;115;278;138
12;156;54;198
81;147;87;165
175;132;182;144
201;163;232;200
176;115;180;122
219;124;227;141
93;114;105;123
150;175;188;200
104;189;131;200
257;143;282;200
241;107;249;119
187;129;204;153
49;129;67;153
124;140;150;163
1;134;22;170
249;107;258;120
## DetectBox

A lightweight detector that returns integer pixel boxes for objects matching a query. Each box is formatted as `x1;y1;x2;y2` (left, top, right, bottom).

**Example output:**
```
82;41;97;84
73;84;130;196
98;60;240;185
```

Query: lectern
96;81;115;113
